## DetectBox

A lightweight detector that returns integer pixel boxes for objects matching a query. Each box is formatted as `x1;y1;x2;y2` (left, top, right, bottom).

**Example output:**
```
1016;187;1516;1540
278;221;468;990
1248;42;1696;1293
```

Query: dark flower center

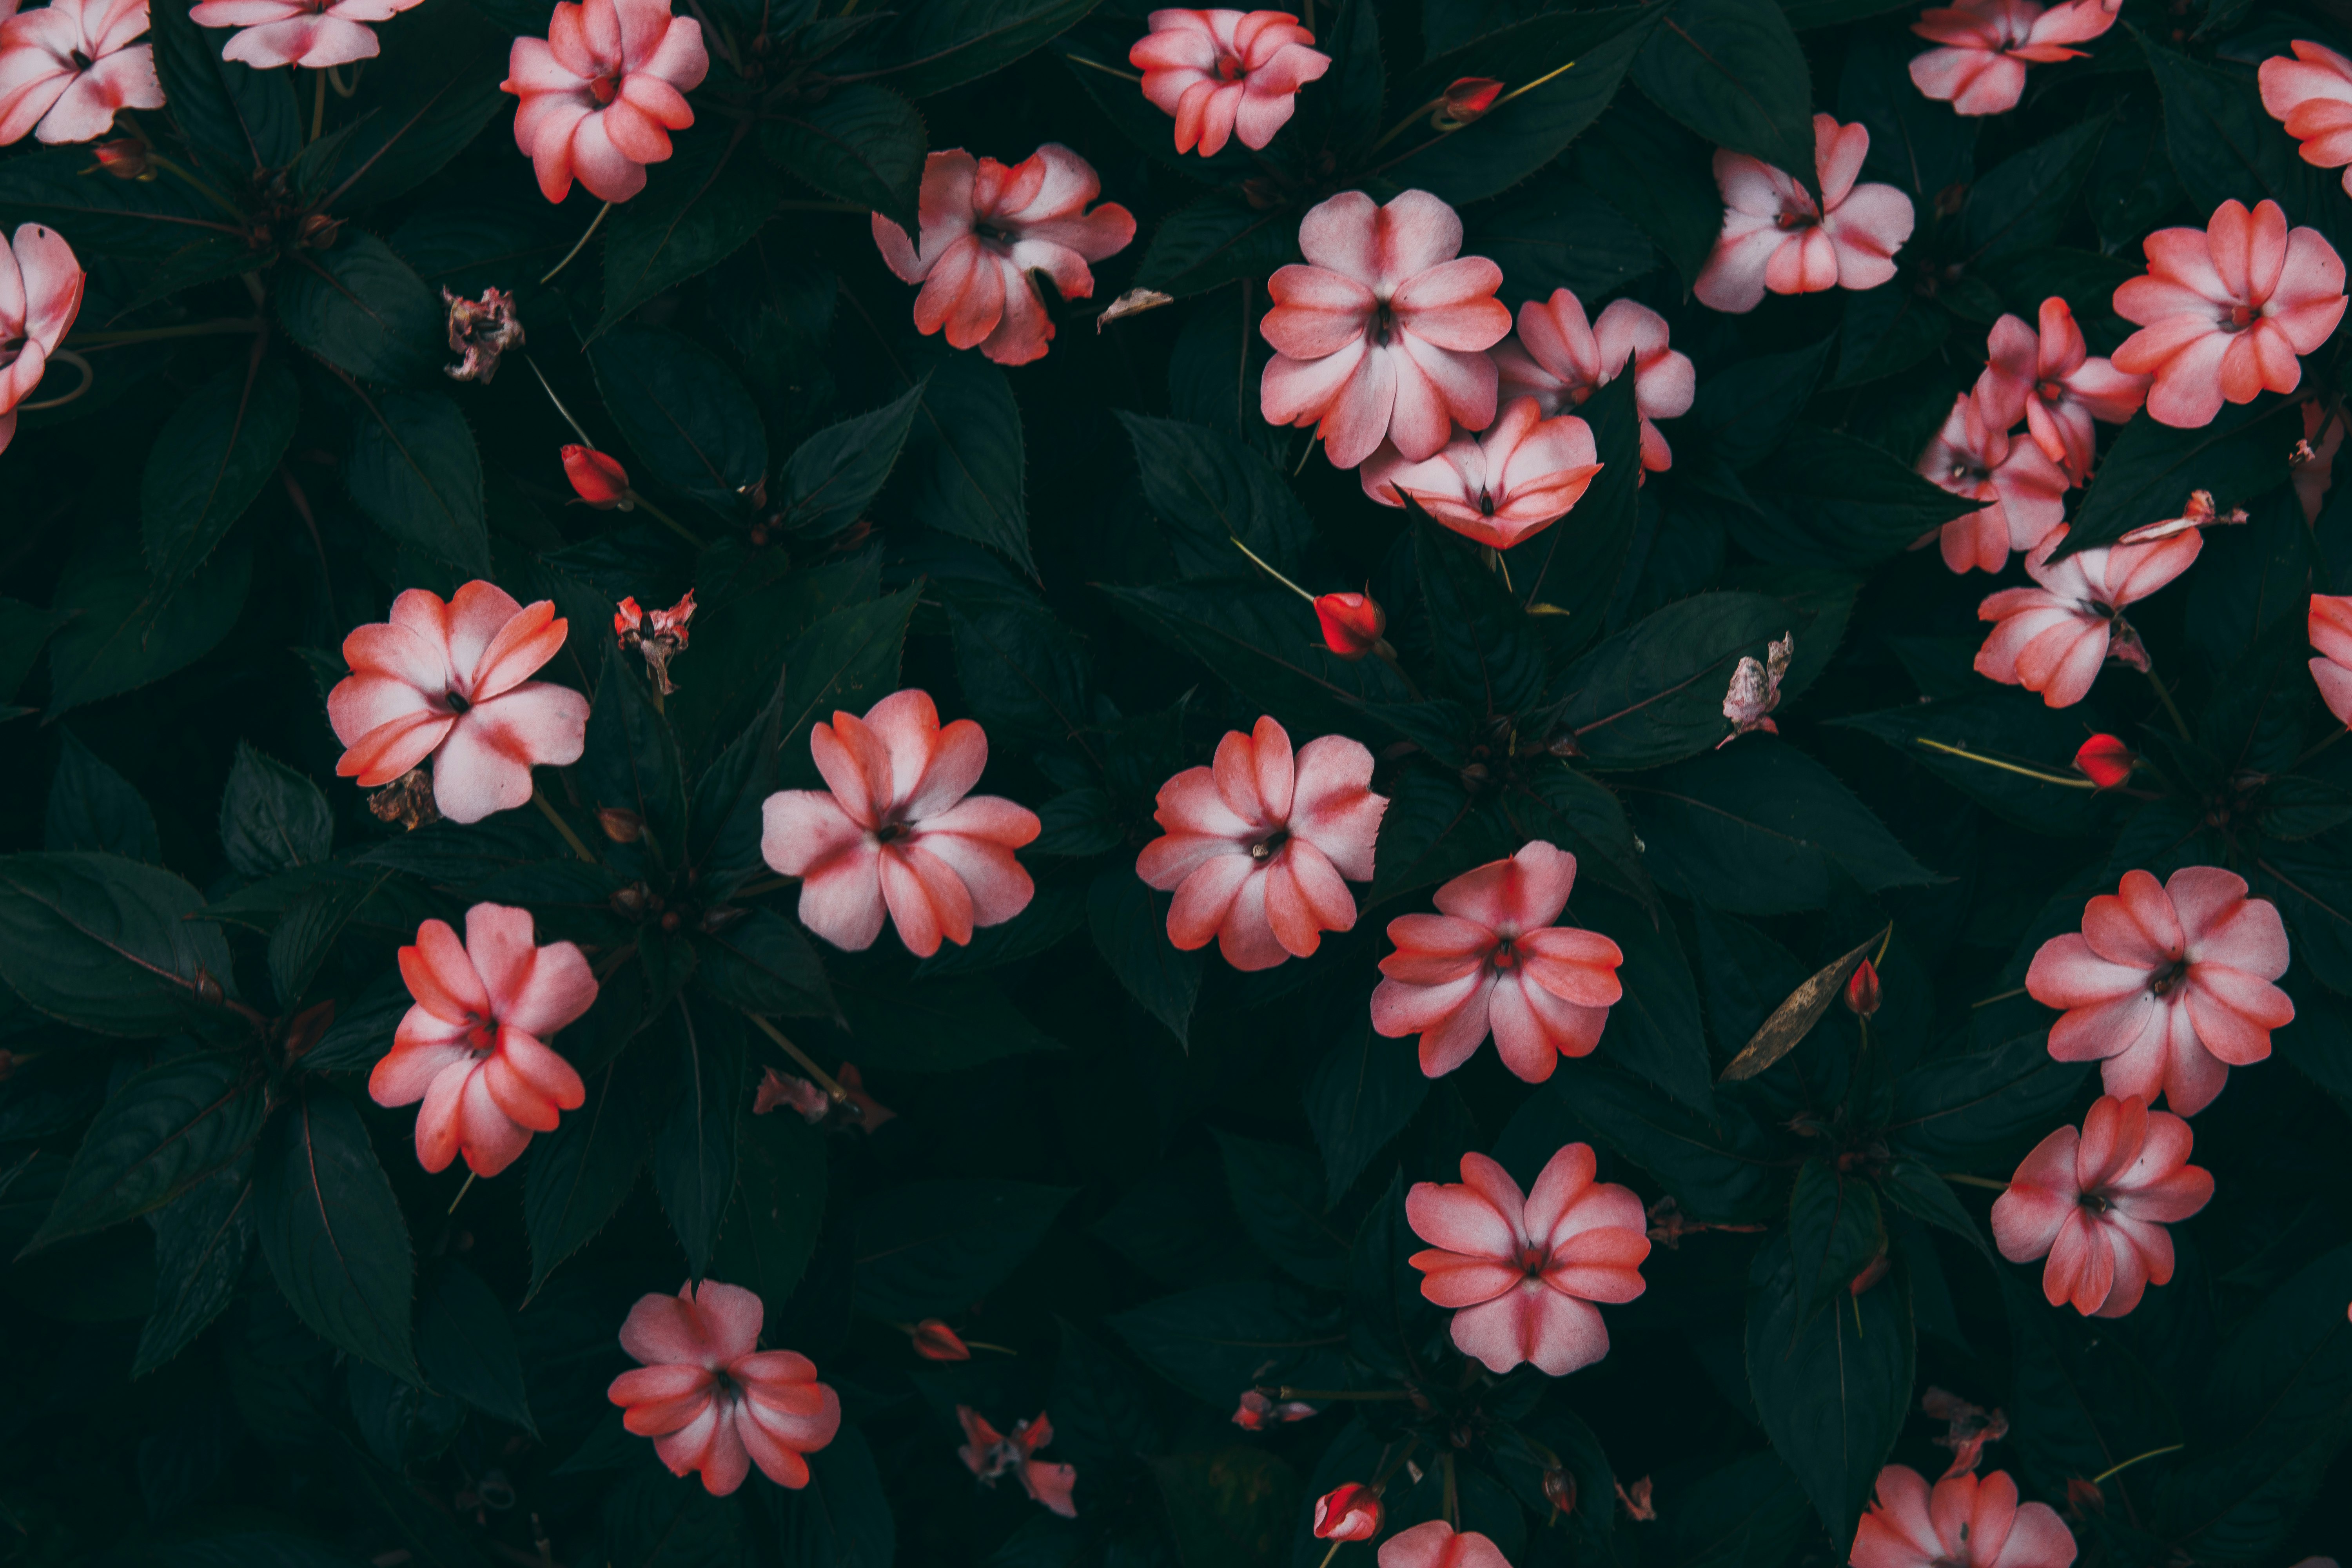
2227;303;2256;330
1491;937;1519;970
466;1017;497;1055
1518;1244;1546;1276
588;73;619;105
1371;300;1396;348
70;49;93;70
1250;828;1289;862
1773;209;1815;232
975;220;1017;248
2080;1191;2111;1216
1215;52;1246;83
1948;460;1988;486
0;334;22;369
2037;379;2067;405
875;821;909;845
445;689;471;714
2150;956;2189;997
1478;487;1497;517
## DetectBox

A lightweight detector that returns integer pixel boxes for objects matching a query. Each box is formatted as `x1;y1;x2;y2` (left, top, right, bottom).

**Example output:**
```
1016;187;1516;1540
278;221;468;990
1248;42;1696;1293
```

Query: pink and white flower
609;1280;840;1495
1918;391;2071;575
2311;592;2352;726
1852;1465;2078;1568
1128;9;1330;157
1974;298;2150;483
1991;1094;2213;1317
500;0;708;204
872;145;1136;367
189;0;423;69
1259;189;1512;468
1907;0;2123;117
1493;289;1692;476
0;0;161;145
1359;396;1602;551
0;221;82;457
2261;40;2352;198
1694;114;1915;314
1973;527;2202;708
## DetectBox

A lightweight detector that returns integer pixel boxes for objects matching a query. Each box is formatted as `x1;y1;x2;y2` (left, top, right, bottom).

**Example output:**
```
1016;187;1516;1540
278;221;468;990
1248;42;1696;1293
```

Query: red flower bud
2073;733;2134;789
1443;76;1506;122
597;806;644;843
1843;957;1881;1019
1543;1467;1577;1516
563;445;631;509
1849;1249;1891;1296
1314;590;1387;659
910;1320;971;1361
1313;1483;1381;1541
92;138;153;180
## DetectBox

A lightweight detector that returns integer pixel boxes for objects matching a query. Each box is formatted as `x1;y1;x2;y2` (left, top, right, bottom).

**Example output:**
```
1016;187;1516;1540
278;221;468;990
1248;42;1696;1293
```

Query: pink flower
1314;1484;1382;1541
1975;298;2150;483
500;0;707;204
2296;403;2343;523
1990;1094;2214;1317
1134;715;1386;971
1231;1389;1316;1428
0;0;161;145
1372;841;1624;1083
2112;198;2347;429
1259;189;1512;468
753;1066;829;1123
1378;1522;1513;1568
1918;392;2071;574
1973;527;2202;708
1405;1144;1650;1376
369;904;596;1177
1128;9;1330;157
328;583;590;826
760;689;1040;957
1694;114;1915;314
0;221;82;457
1359;396;1602;550
872;145;1136;368
608;1280;841;1495
2261;40;2352;198
188;0;423;69
1852;1465;2077;1568
1492;289;1694;475
1907;0;2122;116
958;1407;1076;1518
2312;592;2352;726
1922;1388;2009;1479
2025;867;2292;1115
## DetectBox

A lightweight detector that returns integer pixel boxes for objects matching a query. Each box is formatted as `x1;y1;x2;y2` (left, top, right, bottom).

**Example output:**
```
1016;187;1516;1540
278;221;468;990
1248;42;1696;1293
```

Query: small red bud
92;137;153;180
1314;590;1387;660
1312;1484;1381;1541
1442;76;1506;122
909;1320;971;1361
563;445;632;509
1543;1467;1577;1516
1843;958;1881;1019
1850;1249;1891;1296
2073;733;2134;789
597;807;644;843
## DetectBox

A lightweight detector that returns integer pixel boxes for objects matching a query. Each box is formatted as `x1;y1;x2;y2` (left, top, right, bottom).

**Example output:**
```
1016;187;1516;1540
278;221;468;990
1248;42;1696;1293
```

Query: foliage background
3;0;2351;1565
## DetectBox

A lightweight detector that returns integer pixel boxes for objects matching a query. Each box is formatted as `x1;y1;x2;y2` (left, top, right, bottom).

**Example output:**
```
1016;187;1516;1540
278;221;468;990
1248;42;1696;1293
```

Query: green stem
147;154;245;222
744;1012;849;1105
533;784;597;864
538;201;612;285
1231;534;1315;603
734;874;793;898
1971;986;2026;1008
1442;1454;1458;1530
2144;665;2193;742
1274;1388;1411;1401
1940;1172;2009;1191
1912;738;2097;789
1314;1543;1346;1568
624;489;706;549
2091;1443;2183;1485
1063;52;1143;84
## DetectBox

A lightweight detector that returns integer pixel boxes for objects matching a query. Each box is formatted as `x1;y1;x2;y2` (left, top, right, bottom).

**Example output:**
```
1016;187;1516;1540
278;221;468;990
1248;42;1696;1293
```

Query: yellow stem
1972;985;2026;1008
744;1012;849;1104
1231;535;1315;603
1064;53;1144;84
1913;738;2096;788
539;201;613;285
533;784;597;864
1942;1172;2009;1191
623;489;705;548
1315;1542;1346;1568
526;355;599;447
447;1171;477;1214
2091;1443;2184;1485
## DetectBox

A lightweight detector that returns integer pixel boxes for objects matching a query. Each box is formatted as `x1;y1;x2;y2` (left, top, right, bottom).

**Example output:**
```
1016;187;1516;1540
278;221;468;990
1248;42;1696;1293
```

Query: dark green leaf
1413;510;1547;718
1579;884;1714;1107
525;1045;667;1295
588;324;769;510
1538;1059;1778;1220
1303;1007;1430;1204
1510;369;1643;646
651;1001;742;1277
872;0;1102;98
152;0;301;176
278;233;443;385
1745;1232;1913;1544
1552;593;1792;769
1878;1161;1991;1261
1632;0;1814;184
600;128;782;335
140;356;300;593
942;582;1093;746
220;742;333;877
1462;174;1655;304
296;22;508;213
604;1463;742;1568
331;1435;494;1568
0;149;247;260
771;1426;897;1568
343;388;491;574
669;552;877;771
255;1090;417;1380
1361;768;1516;909
2002;1269;2179;1500
1089;866;1202;1046
832;976;1063;1071
694;911;836;1019
1136;189;1299;298
771;588;920;789
46;731;160;861
1122;412;1313;581
418;1259;537;1433
1151;1448;1299;1568
1692;338;1837;471
763;86;925;235
2146;38;2341;240
134;1166;255;1377
1787;1160;1884;1316
714;1096;828;1314
1962;117;2109;264
1743;426;1977;568
47;530;252;717
908;352;1032;572
583;652;688;857
0;853;238;1034
1573;94;1724;290
1658;1451;1812;1568
1213;1130;1347;1289
853;1178;1074;1319
1836;695;2117;836
2063;399;2297;555
1887;1034;2090;1165
779;384;926;538
28;1053;264;1250
1111;1280;1343;1406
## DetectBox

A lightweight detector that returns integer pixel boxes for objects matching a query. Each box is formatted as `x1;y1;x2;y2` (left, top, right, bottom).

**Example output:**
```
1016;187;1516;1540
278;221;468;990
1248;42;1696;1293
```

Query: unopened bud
909;1320;971;1361
1850;1249;1891;1296
2073;733;2134;790
563;445;632;510
296;213;343;249
2063;1477;2105;1520
597;807;644;843
1312;1483;1381;1541
1439;76;1504;125
1543;1467;1577;1516
1314;590;1387;660
1843;958;1881;1019
91;137;153;180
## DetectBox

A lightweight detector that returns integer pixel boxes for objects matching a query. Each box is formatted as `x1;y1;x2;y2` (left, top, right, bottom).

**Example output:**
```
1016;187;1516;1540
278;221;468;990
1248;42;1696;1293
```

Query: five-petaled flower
1694;114;1914;314
1134;715;1386;971
2025;867;2293;1115
2310;592;2352;726
2261;40;2352;198
872;145;1136;367
608;1279;841;1495
1493;288;1693;477
1975;298;2149;484
957;1407;1076;1517
0;221;82;457
760;689;1040;957
1128;9;1330;157
1260;189;1512;469
1973;527;2202;708
1907;0;2122;116
1851;1465;2078;1568
370;904;596;1177
2112;198;2347;429
1378;1521;1514;1568
189;0;424;69
0;0;162;145
1372;841;1624;1083
1991;1094;2214;1317
328;582;590;825
1918;391;2070;575
501;0;708;203
1406;1143;1650;1376
1359;396;1602;550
